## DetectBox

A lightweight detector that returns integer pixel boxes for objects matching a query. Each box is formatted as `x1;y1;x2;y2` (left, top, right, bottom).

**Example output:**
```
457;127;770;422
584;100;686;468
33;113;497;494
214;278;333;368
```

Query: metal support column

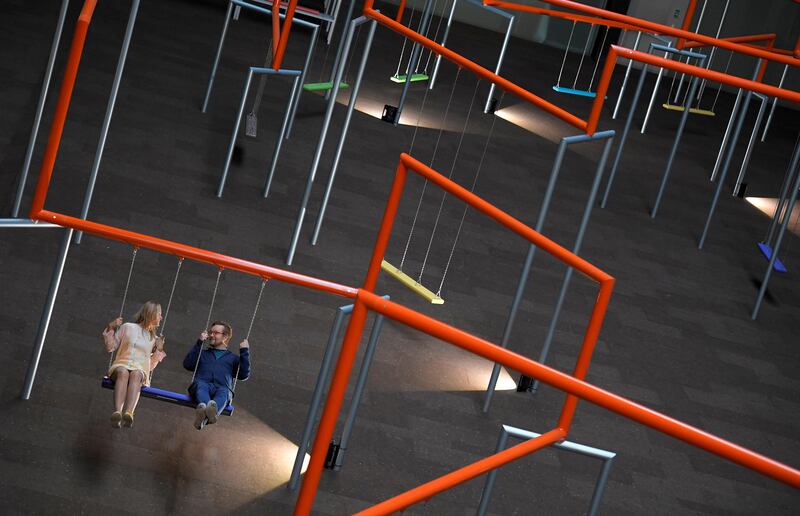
429;0;458;89
22;228;74;400
202;0;235;113
760;63;789;142
394;0;434;125
612;30;641;120
74;0;141;245
710;88;743;182
483;130;615;412
11;0;70;218
732;93;767;197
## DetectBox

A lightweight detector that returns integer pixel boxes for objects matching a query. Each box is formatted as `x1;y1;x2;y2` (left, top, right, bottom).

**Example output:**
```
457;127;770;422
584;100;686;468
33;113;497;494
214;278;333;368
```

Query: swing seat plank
756;242;788;273
390;73;429;83
552;85;598;98
381;260;444;305
303;81;349;92
101;377;234;416
662;103;716;116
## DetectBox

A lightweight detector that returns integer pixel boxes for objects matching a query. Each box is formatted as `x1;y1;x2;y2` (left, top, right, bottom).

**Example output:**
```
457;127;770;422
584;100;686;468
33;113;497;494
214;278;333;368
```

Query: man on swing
183;321;250;430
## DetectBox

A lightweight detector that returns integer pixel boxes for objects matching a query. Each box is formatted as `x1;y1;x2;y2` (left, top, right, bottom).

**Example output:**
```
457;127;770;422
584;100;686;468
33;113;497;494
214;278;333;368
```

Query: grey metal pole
475;427;510;516
288;306;349;490
761;63;788;143
601;64;648;208
480;1;515;113
324;0;359;101
74;0;141;245
286;16;365;265
640;62;665;134
0;219;58;228
286;23;320;138
752;141;800;319
530;133;614;393
333;312;386;469
483;131;613;412
22;228;74;400
699;62;761;250
325;0;345;46
310;19;378;245
217;69;255;197
651;74;702;218
394;0;435;125
732;93;767;197
588;456;615;516
263;74;303;197
202;0;234;113
482;139;570;412
710;88;743;182
695;0;729;103
429;0;458;90
11;0;70;218
765;136;800;248
612;30;641;120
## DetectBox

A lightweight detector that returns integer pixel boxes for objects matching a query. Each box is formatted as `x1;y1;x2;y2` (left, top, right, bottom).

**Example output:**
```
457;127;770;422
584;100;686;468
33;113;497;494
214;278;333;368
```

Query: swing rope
572;23;593;90
710;49;734;113
250;41;273;118
419;77;480;284
394;1;419;77
233;278;268;393
587;25;609;92
191;267;224;384
438;91;504;296
399;66;463;271
148;257;184;386
416;0;442;75
555;20;577;88
108;246;139;371
422;0;450;74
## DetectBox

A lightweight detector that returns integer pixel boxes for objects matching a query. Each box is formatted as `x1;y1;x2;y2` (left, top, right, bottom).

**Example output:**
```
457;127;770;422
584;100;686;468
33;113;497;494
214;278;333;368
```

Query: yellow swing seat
381;260;444;305
662;103;716;116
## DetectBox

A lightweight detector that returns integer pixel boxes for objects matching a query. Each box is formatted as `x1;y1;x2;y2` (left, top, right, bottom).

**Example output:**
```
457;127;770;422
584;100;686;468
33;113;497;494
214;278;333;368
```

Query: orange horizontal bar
399;154;611;283
359;291;800;489
32;210;358;299
361;4;588;132
587;45;800;134
485;0;800;67
683;33;776;50
356;428;566;515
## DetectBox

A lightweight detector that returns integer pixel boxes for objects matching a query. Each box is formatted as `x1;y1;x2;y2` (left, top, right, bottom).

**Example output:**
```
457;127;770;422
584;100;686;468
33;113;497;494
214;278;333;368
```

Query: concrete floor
1;0;798;514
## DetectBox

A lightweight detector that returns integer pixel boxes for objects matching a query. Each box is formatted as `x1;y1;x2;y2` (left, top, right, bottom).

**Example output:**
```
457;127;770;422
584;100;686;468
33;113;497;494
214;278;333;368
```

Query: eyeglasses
209;330;226;335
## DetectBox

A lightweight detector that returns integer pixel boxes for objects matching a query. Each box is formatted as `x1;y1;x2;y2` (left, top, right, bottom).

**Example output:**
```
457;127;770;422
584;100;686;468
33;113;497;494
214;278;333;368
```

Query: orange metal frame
25;1;800;515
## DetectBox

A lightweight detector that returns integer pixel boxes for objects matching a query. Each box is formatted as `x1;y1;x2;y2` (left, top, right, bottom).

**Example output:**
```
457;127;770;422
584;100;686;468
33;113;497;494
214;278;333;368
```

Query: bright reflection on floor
372;340;518;392
745;197;800;237
338;95;476;131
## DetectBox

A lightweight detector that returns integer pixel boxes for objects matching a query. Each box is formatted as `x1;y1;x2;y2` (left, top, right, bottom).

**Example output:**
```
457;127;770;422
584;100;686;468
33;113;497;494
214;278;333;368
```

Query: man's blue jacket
183;340;251;396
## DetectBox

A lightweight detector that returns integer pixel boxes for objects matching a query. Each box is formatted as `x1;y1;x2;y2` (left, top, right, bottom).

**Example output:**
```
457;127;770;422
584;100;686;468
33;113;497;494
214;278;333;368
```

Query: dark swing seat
101;377;234;416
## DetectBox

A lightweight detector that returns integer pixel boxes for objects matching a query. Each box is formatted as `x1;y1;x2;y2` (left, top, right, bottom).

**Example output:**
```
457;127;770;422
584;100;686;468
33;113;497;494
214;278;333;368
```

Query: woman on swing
102;301;167;428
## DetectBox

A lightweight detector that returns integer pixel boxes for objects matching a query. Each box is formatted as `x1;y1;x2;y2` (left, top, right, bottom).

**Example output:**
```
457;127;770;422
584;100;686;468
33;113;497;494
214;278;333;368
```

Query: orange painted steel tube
557;276;614;431
356;428;566;515
586;45;800;135
30;0;98;215
32;210;358;299
361;2;588;132
400;154;611;282
272;0;299;69
359;291;800;490
683;33;776;50
484;0;800;67
676;0;697;49
272;0;281;60
395;0;406;22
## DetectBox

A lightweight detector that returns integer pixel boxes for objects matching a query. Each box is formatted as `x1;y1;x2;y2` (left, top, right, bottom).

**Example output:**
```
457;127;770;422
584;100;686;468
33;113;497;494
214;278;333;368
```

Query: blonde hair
133;301;162;339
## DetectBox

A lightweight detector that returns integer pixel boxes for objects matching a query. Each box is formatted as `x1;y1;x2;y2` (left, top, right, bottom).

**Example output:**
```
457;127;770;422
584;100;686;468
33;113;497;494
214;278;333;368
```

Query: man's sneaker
122;412;134;428
110;411;122;428
205;400;218;425
194;403;207;430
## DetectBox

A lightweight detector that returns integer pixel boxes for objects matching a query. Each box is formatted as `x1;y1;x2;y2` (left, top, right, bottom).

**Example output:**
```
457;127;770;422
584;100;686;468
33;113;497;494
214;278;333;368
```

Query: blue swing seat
101;377;234;416
757;242;788;273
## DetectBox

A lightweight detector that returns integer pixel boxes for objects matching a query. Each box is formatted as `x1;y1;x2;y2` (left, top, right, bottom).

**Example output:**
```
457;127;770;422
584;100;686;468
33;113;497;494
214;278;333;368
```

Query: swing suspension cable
422;0;450;74
405;0;430;76
438;91;505;295
394;2;419;77
587;25;609;92
343;23;363;83
572;23;593;90
233;277;268;393
415;0;442;75
192;268;224;383
556;20;577;88
399;66;463;271
419;77;480;284
407;72;432;156
158;257;184;337
710;49;734;112
118;246;139;319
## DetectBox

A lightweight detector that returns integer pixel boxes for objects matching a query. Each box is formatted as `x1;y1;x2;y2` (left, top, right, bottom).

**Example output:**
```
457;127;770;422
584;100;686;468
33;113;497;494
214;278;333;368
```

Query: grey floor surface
0;0;798;514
